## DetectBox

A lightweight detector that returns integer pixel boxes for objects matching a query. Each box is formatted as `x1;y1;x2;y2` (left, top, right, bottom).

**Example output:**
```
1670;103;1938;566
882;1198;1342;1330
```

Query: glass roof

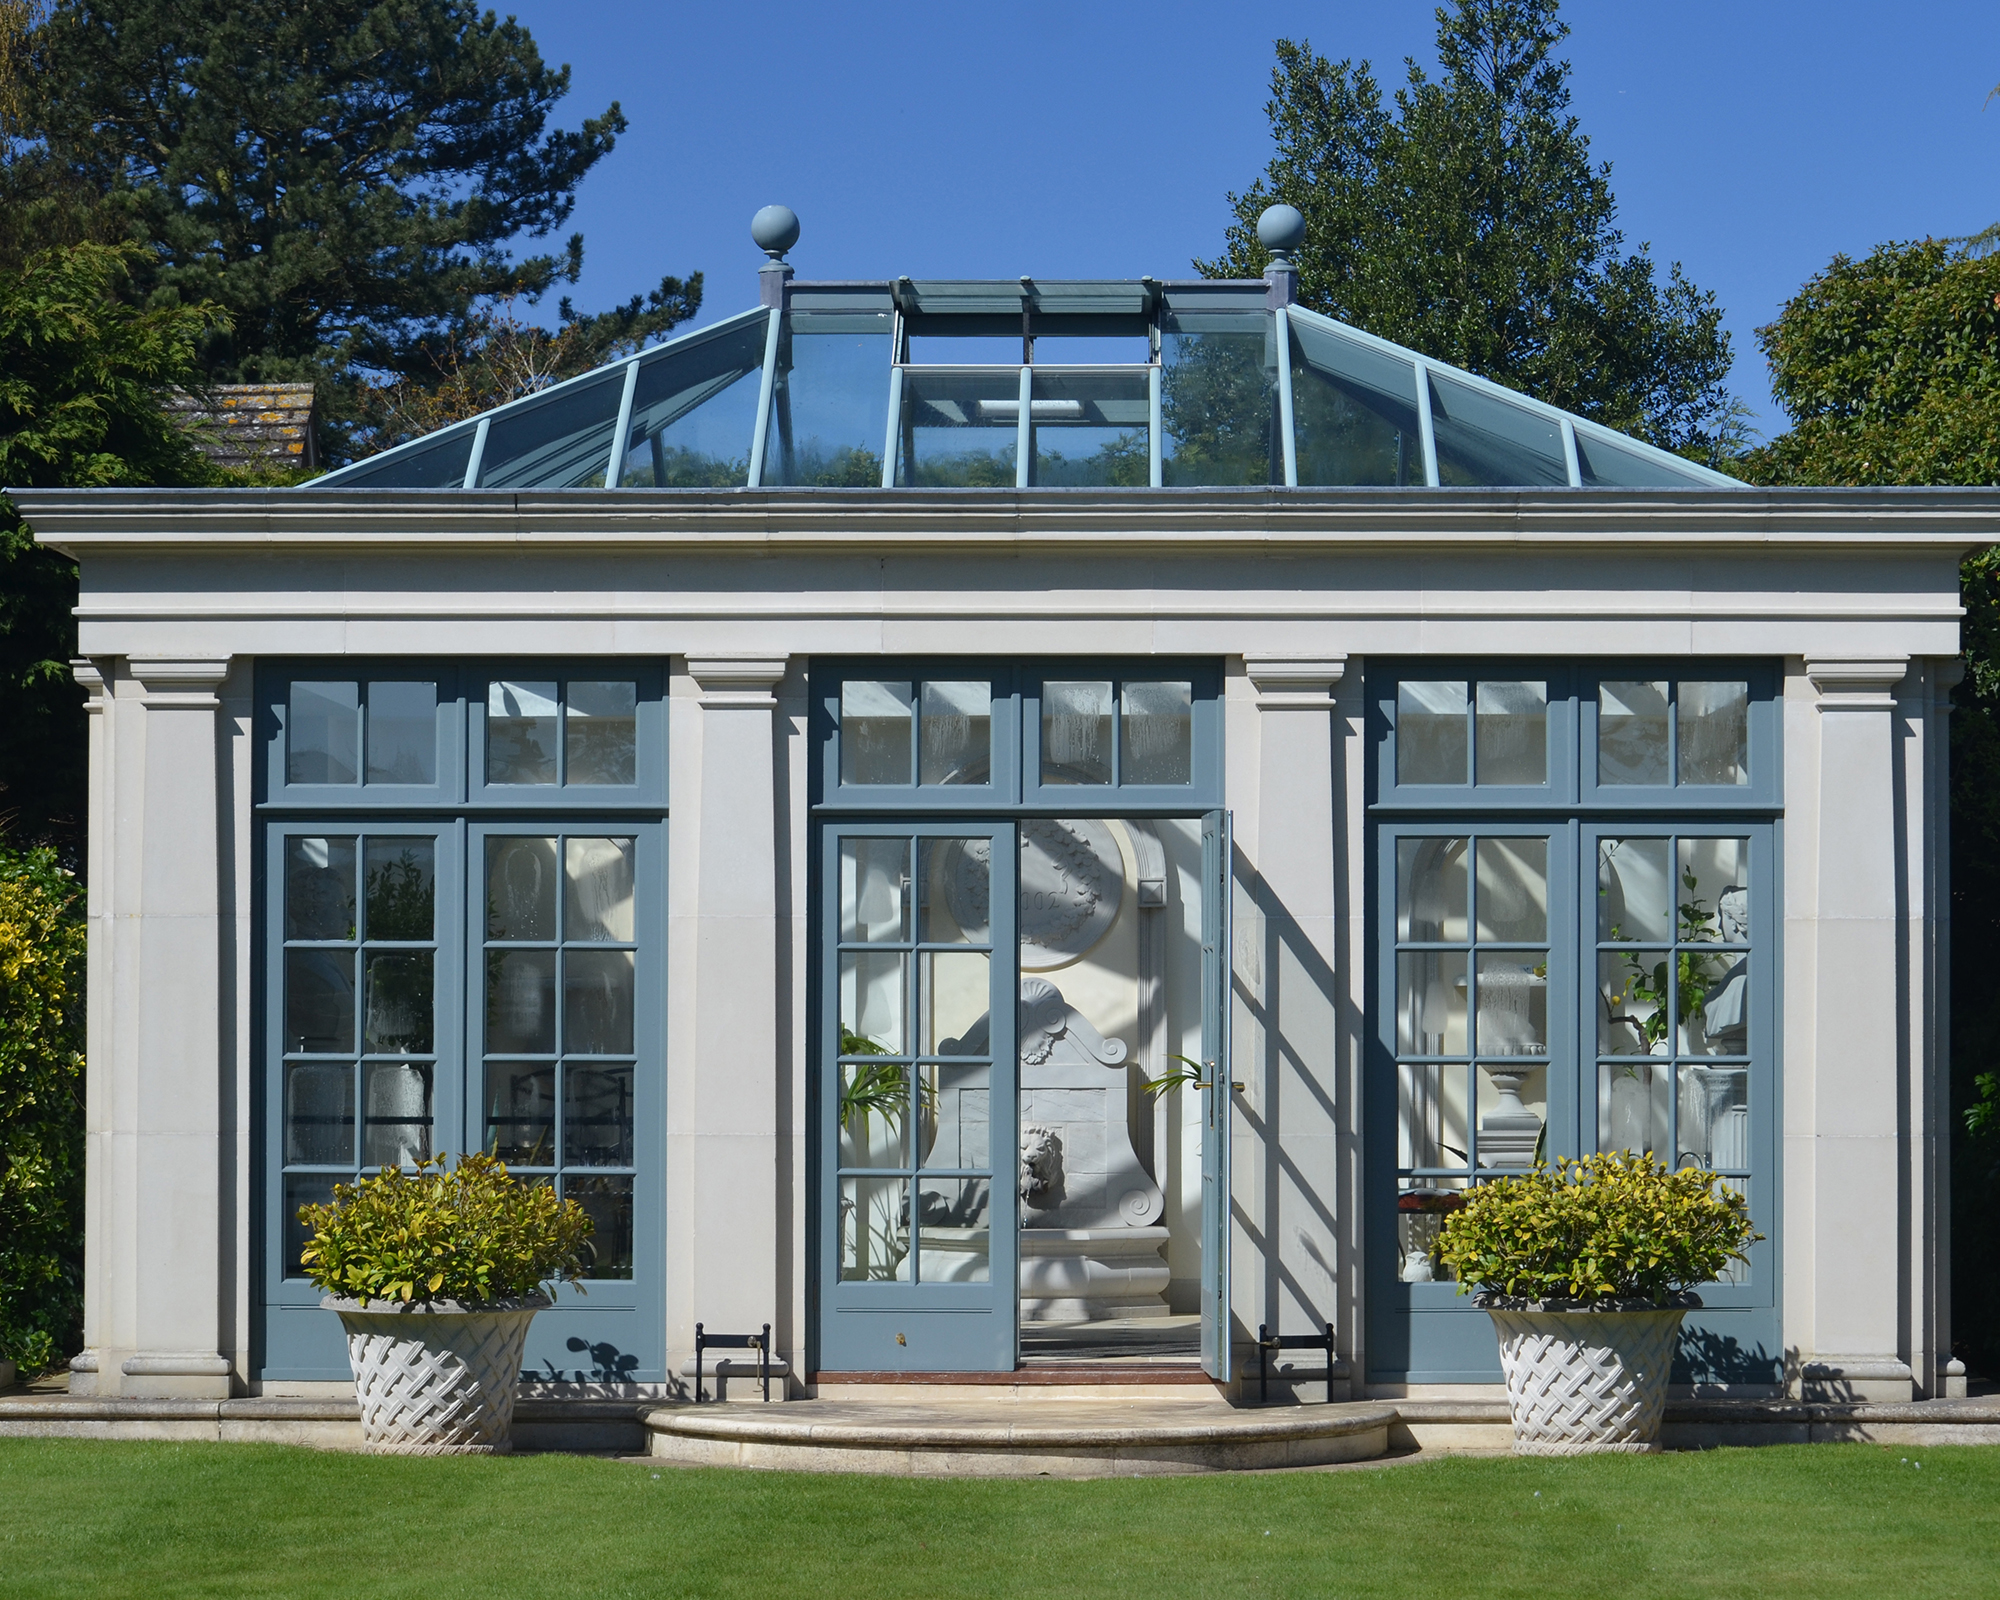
319;278;1737;492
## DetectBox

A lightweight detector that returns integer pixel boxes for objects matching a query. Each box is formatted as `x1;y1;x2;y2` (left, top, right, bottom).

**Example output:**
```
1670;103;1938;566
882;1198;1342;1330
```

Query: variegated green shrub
1435;1152;1759;1305
297;1152;594;1307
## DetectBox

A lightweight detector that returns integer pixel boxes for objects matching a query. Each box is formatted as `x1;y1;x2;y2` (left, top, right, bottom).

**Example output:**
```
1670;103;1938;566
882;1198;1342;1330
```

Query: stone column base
118;1351;234;1400
1799;1355;1915;1403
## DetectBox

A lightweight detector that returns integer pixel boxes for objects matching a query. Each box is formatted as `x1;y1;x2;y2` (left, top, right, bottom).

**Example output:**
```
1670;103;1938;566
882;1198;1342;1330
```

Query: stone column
94;657;235;1398
1798;657;1914;1401
1236;657;1348;1375
668;656;789;1390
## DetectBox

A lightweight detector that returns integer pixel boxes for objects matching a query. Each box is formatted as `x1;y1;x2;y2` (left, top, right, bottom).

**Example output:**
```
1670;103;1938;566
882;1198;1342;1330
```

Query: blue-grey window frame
811;658;1224;814
1363;660;1783;1387
252;660;669;1384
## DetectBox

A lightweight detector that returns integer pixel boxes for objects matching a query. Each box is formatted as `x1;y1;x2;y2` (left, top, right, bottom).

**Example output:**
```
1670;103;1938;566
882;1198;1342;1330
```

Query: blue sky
502;0;1999;437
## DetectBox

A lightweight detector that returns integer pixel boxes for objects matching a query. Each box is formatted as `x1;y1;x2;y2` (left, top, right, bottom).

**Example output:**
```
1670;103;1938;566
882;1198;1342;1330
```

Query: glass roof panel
1428;370;1570;488
763;311;893;487
617;312;768;488
1160;309;1278;487
1289;315;1422;487
899;367;1021;487
1575;428;1715;488
1032;368;1150;487
475;367;625;489
327;427;476;489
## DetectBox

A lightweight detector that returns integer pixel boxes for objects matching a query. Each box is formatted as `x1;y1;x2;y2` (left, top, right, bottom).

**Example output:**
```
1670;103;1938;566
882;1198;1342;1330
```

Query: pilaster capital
685;654;789;710
1804;656;1907;712
126;656;231;709
1932;656;1967;712
71;657;109;711
1244;655;1347;710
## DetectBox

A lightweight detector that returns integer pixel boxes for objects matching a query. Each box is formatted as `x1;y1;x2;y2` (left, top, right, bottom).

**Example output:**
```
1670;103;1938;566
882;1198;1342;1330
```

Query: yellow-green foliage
297;1152;594;1308
1436;1153;1759;1305
0;844;86;1371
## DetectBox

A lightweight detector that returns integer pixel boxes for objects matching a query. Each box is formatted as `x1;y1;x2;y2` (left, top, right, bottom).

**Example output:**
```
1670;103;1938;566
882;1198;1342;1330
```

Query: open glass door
1199;807;1233;1380
818;821;1017;1372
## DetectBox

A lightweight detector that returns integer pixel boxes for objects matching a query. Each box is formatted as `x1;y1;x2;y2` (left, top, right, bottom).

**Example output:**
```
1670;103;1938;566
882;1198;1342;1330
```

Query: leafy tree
1203;1;1734;456
0;242;224;853
20;0;700;458
1737;237;2000;1380
0;841;86;1373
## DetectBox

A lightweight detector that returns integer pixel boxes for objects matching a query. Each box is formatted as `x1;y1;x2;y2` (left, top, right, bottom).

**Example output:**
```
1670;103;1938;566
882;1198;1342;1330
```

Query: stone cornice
13;485;2000;558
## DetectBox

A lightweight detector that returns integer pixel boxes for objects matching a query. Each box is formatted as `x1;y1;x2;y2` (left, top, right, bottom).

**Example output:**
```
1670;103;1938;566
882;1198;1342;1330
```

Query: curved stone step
642;1398;1398;1476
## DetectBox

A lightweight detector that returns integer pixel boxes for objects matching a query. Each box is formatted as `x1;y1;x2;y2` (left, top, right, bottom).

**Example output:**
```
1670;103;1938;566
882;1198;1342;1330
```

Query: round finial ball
1256;203;1307;258
751;204;800;261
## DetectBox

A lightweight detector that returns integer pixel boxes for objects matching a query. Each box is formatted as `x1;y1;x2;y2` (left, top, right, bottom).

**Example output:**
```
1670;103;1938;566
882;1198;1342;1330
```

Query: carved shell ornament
941;819;1122;968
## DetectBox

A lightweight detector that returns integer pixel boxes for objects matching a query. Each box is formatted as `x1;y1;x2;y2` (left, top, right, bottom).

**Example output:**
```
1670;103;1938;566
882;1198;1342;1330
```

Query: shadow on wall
1674;1324;1784;1393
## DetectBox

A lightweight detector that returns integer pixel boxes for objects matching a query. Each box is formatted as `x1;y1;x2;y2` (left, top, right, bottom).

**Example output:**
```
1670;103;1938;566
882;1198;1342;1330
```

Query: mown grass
0;1438;1994;1598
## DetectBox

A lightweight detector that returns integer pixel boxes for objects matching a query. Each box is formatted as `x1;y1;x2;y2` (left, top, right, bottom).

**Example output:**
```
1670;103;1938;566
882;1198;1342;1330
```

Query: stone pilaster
1797;657;1914;1401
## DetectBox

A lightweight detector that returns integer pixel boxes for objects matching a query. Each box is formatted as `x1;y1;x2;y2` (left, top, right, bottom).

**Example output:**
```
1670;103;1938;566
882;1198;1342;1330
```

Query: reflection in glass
1121;680;1193;785
841;681;913;785
475;368;624;489
1598;838;1672;942
1429;371;1569;487
365;682;437;785
915;1178;990;1282
289;682;359;785
1577;431;1717;487
1680;682;1750;786
1600;1061;1671;1157
619;316;767;488
1160;314;1276;486
1397;836;1467;942
327;429;473;491
839;837;910;944
765;320;893;487
1474;837;1547;943
919;681;991;785
487;950;556;1054
840;1175;910;1280
1030;368;1149;487
564;948;635;1054
1397;1062;1469;1172
1475;681;1547;786
364;838;434;940
1042;680;1113;784
1599;950;1666;1056
1690;955;1748;1056
286;836;356;940
286;949;355;1053
488;681;559;784
487;837;558;940
363;952;433;1053
565;1064;635;1166
1289;318;1420;486
486;1064;556;1166
569;1175;634;1278
1678;837;1750;942
285;1061;354;1165
899;367;1020;486
922;951;990;1054
1398;951;1467;1055
566;681;637;785
565;837;635;942
284;1175;340;1274
1476;955;1546;1056
1397;681;1468;784
1679;1064;1750;1170
362;1061;432;1168
1600;681;1669;785
840;950;907;1055
918;837;986;945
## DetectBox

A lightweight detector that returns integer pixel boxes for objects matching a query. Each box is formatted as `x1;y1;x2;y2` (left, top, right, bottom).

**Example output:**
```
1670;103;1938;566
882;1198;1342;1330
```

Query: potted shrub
1436;1152;1759;1455
298;1152;593;1455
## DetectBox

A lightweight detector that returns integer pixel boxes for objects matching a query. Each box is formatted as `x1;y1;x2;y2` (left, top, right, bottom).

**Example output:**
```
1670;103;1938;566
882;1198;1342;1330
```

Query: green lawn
0;1439;1994;1598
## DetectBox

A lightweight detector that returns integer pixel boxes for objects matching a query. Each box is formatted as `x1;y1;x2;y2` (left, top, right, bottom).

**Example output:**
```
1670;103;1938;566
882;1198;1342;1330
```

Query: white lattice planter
1483;1297;1692;1456
327;1294;548;1455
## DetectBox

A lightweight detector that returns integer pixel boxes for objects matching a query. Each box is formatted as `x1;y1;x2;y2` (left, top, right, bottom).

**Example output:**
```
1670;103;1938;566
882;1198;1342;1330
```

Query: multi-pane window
1371;662;1777;1381
481;832;640;1278
279;830;444;1267
486;678;639;787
